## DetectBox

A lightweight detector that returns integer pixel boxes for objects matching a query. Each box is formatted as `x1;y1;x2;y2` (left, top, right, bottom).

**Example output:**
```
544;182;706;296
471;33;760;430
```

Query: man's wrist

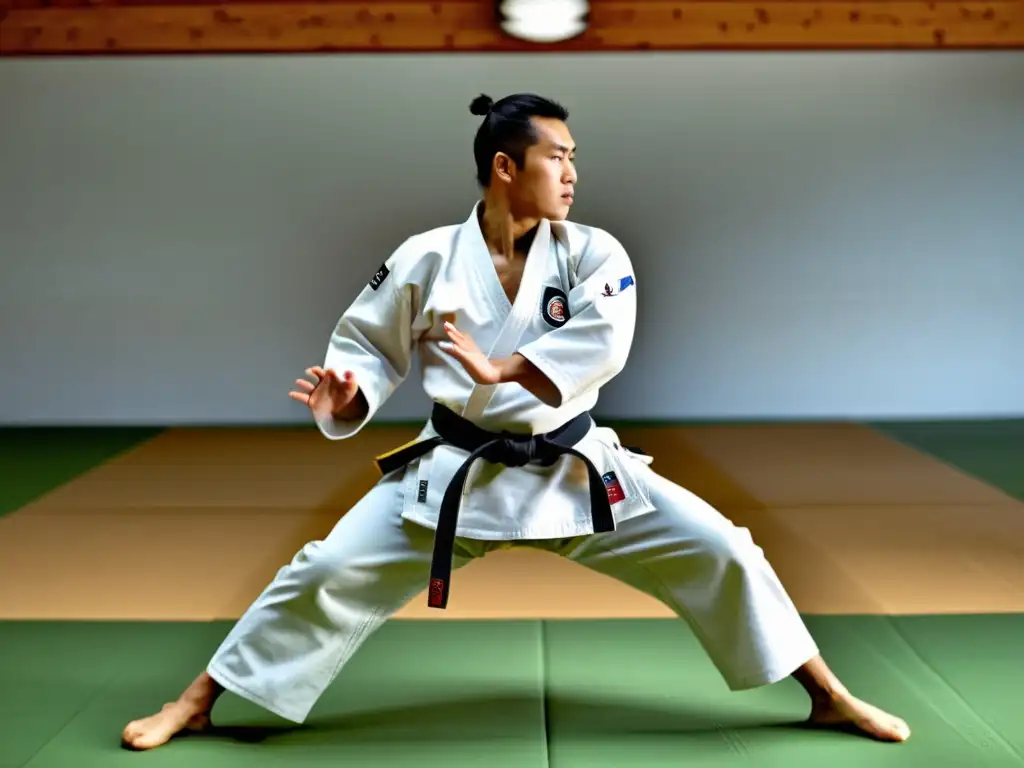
493;354;529;384
332;388;369;421
491;353;562;408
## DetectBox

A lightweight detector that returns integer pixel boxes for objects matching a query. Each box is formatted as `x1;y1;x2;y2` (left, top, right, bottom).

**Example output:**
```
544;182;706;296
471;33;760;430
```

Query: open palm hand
439;322;502;385
289;366;360;421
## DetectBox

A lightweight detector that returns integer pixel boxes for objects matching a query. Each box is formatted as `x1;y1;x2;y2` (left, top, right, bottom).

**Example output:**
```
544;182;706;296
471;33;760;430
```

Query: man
122;92;910;750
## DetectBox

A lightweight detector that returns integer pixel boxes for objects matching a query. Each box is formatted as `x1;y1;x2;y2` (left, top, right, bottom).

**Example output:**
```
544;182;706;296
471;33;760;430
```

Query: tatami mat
0;508;342;620
14;426;414;514
2;421;1022;767
680;423;1018;507
877;419;1024;502
543;616;1024;767
1;620;550;768
4;617;1023;768
0;427;161;519
1;423;1021;621
758;505;1024;614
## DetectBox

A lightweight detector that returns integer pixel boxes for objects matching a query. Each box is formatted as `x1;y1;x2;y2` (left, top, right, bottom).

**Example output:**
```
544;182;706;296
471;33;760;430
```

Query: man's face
506;117;577;221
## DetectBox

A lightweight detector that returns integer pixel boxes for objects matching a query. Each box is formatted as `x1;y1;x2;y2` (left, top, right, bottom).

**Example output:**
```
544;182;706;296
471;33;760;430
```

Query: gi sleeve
315;248;419;440
515;231;637;407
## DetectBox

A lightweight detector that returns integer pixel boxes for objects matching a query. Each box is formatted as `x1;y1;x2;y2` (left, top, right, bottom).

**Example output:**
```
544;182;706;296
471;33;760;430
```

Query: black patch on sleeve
541;285;570;328
369;262;390;291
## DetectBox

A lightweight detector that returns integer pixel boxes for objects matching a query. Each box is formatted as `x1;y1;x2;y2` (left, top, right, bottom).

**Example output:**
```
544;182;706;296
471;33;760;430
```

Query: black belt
373;402;617;610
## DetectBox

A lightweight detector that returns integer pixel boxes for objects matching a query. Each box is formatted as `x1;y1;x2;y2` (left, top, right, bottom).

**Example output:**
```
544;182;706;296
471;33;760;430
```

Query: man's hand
439;323;562;407
439;322;503;385
289;366;368;423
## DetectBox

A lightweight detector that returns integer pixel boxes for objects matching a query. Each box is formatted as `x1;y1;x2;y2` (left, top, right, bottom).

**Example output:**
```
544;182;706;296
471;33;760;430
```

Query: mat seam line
0;427;165;520
18;667;122;768
868;424;1023;504
540;619;552;768
883;615;1024;765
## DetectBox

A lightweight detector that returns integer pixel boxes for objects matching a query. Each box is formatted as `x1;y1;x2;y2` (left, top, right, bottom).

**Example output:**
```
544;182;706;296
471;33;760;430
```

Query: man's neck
478;197;540;257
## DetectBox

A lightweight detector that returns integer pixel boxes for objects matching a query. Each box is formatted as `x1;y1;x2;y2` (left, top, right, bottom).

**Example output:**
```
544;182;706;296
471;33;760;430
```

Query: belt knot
480;432;555;467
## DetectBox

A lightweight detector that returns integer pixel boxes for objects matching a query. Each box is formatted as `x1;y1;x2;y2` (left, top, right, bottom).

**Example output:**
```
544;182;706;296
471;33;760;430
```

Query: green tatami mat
0;427;162;519
542;616;1024;767
873;419;1024;501
2;619;548;768
0;621;220;768
889;613;1024;758
4;616;1022;767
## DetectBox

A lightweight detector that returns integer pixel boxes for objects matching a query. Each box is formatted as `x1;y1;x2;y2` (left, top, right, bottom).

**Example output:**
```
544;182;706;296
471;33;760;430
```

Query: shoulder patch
601;275;634;297
541;285;570;328
369;262;390;291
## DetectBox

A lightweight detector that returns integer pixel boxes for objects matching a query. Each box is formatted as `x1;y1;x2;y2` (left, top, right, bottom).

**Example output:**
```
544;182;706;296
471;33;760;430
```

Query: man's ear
493;152;516;184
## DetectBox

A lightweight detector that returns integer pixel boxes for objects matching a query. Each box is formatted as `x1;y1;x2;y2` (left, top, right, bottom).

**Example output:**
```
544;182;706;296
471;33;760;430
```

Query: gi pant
206;468;820;724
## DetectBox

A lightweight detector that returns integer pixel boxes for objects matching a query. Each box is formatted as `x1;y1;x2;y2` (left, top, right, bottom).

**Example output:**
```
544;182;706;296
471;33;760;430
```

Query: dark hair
470;93;569;187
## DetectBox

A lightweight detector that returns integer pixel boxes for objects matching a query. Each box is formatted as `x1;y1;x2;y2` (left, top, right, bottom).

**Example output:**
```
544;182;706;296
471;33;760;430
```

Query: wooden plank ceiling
2;0;1023;54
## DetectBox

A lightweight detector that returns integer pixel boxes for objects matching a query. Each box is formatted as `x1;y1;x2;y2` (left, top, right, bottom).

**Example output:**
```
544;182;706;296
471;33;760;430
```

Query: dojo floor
1;419;1023;767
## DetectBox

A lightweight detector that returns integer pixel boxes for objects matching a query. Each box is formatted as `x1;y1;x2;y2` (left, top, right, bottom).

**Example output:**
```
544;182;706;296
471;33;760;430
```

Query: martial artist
122;92;910;750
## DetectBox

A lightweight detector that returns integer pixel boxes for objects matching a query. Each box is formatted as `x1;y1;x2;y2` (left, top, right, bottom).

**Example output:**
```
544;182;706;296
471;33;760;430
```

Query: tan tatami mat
1;423;1021;620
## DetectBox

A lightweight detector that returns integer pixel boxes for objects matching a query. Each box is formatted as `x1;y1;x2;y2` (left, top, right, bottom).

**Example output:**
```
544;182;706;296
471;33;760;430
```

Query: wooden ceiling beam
3;0;1023;54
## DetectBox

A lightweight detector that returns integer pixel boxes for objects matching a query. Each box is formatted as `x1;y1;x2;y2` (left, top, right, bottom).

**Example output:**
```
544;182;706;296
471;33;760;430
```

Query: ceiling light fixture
498;0;591;44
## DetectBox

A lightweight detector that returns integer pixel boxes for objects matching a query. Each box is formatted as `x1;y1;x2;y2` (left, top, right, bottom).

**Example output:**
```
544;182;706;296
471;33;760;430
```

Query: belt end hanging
373;438;420;475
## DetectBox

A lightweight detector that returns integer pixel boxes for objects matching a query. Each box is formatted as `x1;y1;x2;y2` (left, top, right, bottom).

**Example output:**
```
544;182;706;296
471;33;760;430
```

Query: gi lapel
461;206;553;422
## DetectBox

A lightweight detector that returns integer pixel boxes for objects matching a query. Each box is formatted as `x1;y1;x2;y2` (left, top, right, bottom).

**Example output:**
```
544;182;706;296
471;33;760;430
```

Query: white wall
1;52;1022;425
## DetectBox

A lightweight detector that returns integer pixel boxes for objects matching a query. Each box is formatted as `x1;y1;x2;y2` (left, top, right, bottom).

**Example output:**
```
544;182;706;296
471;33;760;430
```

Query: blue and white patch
601;275;634;297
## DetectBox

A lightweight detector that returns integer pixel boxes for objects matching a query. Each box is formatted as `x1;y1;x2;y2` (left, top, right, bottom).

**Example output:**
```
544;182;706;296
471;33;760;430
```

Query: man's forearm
493;354;562;408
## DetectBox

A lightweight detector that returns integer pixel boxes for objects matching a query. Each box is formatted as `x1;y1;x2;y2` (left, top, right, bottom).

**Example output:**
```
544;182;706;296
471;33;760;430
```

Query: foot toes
889;719;911;742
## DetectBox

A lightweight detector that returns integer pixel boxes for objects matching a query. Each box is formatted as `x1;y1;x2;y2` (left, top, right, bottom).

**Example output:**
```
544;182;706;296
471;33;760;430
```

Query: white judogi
317;203;653;540
206;203;820;725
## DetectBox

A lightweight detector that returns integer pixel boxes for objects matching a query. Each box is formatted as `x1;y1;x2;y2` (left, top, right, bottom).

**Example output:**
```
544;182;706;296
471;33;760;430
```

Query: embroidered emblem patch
601;275;635;297
541;285;570;328
603;471;626;504
369;262;390;291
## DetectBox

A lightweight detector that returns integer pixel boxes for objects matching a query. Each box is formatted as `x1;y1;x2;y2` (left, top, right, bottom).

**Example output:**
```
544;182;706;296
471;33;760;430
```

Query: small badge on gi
541;285;570;328
601;275;634;297
369;262;390;291
602;471;626;504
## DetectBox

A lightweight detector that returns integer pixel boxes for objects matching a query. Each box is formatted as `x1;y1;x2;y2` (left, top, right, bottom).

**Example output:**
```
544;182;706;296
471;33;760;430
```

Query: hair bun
469;94;494;116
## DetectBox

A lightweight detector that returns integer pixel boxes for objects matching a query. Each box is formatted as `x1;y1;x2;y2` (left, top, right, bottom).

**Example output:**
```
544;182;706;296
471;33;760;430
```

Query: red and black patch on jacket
602;471;626;504
541;286;570;328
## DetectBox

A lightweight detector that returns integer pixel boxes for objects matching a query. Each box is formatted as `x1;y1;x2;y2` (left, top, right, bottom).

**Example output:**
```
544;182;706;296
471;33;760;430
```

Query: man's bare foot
121;671;222;751
121;702;210;750
809;691;911;742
